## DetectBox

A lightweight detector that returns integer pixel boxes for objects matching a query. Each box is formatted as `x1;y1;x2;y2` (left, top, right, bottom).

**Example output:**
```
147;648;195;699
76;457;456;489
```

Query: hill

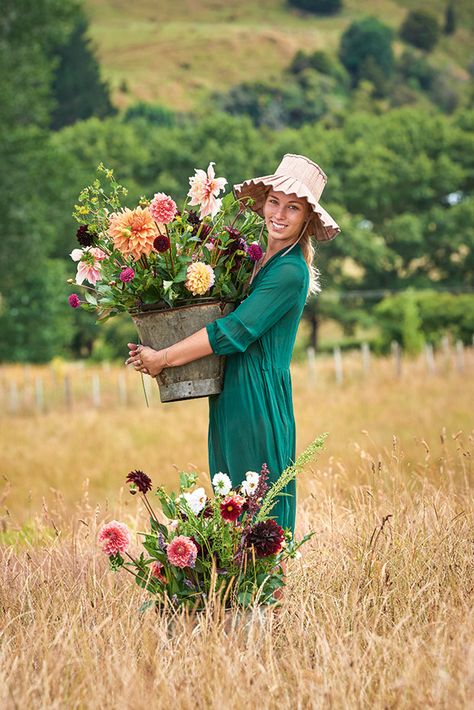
85;0;474;111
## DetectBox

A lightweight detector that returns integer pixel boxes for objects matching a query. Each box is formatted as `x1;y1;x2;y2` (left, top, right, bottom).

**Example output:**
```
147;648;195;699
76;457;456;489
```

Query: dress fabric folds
205;242;309;533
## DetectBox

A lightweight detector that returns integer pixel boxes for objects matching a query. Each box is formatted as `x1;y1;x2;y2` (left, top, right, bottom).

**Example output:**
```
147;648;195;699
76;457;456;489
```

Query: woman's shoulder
262;248;308;289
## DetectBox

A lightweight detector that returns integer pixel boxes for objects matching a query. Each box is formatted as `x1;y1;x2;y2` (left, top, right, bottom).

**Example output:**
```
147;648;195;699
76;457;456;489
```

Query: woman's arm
126;327;213;377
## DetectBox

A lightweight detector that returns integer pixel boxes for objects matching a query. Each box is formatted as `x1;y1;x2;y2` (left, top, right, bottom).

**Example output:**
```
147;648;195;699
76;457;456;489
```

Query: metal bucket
130;300;235;403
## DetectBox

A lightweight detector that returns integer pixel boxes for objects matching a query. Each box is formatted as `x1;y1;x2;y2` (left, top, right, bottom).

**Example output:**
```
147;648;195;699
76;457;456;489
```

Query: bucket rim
129;298;236;316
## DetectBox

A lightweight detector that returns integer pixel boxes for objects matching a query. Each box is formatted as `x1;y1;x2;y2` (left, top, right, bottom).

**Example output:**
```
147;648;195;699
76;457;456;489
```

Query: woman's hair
299;227;322;298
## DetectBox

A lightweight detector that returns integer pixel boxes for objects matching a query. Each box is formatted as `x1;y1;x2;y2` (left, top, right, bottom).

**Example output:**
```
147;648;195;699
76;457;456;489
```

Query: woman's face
263;190;310;250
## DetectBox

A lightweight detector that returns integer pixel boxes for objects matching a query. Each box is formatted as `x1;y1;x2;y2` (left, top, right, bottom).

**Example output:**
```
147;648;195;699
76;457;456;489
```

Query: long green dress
205;241;309;533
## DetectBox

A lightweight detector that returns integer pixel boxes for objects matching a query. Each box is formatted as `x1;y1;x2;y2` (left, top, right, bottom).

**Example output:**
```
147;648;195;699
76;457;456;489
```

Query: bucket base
156;376;223;403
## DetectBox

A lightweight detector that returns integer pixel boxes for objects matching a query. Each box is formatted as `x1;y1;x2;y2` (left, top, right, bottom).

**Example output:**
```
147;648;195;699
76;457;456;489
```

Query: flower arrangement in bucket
98;435;326;611
68;162;263;316
67;163;264;401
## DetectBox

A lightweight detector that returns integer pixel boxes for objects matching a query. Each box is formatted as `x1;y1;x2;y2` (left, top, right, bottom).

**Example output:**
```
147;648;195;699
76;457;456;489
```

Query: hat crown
275;153;327;201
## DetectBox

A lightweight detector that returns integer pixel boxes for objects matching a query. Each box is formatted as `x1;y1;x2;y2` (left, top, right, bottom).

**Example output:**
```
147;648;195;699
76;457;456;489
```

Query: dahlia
167;535;198;568
68;293;81;308
247;242;264;262
150;560;167;584
108;207;158;261
187;161;227;219
70;247;106;286
246;519;284;558
120;267;135;283
150;192;178;224
126;469;152;495
220;494;245;522
179;487;207;515
153;234;171;252
241;479;258;496
212;472;232;496
185;261;215;296
76;224;96;247
98;520;131;556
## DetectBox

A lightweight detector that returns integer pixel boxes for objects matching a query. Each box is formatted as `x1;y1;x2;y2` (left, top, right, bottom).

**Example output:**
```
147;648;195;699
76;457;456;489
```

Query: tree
0;0;78;362
444;2;456;36
400;10;440;52
288;0;342;14
339;17;394;89
51;10;116;129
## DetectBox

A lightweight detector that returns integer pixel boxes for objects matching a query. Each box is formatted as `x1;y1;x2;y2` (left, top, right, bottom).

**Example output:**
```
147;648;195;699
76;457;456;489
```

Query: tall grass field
0;353;472;708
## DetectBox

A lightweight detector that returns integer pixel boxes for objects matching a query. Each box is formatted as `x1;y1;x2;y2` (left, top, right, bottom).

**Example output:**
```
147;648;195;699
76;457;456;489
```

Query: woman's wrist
159;347;172;368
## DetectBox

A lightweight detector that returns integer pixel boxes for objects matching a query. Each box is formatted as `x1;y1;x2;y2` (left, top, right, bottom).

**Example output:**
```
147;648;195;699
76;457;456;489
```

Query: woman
126;154;340;533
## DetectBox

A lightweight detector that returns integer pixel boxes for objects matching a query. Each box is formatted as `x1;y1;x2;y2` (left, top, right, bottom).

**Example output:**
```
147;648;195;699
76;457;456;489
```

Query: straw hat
233;153;340;242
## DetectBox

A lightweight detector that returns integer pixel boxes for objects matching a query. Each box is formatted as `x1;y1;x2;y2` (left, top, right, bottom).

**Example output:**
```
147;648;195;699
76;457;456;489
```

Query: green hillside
85;0;473;110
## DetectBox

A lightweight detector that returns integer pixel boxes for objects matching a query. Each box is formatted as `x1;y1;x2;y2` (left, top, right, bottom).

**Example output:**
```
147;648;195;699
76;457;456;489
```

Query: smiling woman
126;154;341;533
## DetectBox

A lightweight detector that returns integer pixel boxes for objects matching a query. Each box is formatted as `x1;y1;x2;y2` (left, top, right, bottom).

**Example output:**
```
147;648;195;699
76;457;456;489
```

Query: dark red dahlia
76;224;96;247
153;234;171;252
247;242;263;262
68;293;81;308
187;210;201;226
246;519;284;558
197;223;212;240
224;226;241;239
126;469;152;495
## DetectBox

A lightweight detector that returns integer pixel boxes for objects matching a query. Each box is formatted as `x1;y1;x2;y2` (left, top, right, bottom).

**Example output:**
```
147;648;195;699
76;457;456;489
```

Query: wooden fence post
118;373;128;406
9;381;19;415
361;342;370;376
391;341;402;377
92;374;101;407
333;346;343;385
306;346;316;383
35;376;45;413
455;340;465;372
424;343;435;375
64;374;73;410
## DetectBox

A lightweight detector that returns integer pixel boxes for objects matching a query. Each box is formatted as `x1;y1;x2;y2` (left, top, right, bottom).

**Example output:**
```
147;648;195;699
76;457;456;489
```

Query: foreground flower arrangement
68;162;264;320
98;435;327;610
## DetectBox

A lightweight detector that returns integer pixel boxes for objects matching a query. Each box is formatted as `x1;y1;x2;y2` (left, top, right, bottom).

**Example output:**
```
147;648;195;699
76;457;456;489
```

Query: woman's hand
125;343;166;377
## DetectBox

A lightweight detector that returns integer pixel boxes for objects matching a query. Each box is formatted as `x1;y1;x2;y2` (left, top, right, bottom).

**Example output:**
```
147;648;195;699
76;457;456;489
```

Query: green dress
205;241;309;533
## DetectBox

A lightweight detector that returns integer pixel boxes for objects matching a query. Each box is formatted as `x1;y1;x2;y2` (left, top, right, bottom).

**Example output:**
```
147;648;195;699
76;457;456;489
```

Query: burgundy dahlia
247;242;263;262
153;234;171;252
246;519;284;558
76;224;96;247
126;469;152;495
68;293;81;308
224;226;241;239
196;223;212;240
187;210;201;227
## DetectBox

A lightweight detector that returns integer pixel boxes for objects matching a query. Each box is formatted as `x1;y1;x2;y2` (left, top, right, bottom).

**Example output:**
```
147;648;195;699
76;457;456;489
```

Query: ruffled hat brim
233;173;340;242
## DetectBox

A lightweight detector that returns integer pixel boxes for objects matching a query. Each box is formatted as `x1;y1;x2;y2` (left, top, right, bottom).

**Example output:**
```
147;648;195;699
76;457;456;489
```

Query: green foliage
374;290;474;352
339;17;395;89
51;10;116;130
397;49;436;92
123;102;177;127
400;10;440;52
287;0;342;15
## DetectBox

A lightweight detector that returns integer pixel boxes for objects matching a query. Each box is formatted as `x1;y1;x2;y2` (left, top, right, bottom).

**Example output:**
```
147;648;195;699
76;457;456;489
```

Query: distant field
84;0;474;110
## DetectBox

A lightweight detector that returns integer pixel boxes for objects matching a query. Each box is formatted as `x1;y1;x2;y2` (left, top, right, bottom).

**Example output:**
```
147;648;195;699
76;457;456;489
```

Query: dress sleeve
205;260;307;355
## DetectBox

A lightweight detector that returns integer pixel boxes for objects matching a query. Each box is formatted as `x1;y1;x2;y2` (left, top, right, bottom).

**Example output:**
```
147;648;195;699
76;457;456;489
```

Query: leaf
84;291;98;306
179;471;198;491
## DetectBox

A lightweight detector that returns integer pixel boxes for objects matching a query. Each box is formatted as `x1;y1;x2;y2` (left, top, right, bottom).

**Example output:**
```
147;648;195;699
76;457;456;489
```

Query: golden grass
1;355;473;707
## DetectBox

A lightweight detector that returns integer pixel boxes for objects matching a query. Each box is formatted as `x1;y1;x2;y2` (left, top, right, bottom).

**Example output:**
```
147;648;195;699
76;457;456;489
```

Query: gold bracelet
164;348;171;367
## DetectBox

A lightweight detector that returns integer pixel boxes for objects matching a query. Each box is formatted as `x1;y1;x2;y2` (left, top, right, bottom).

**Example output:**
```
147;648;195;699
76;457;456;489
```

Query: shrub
339;17;395;87
400;10;440;52
288;0;342;15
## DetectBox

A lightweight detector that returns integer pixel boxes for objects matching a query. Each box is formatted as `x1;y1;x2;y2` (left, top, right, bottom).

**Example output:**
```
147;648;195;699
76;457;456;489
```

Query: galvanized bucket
130;300;235;403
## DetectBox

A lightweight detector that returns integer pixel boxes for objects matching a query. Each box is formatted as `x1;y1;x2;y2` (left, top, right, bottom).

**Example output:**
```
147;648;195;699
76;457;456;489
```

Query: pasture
0;351;472;707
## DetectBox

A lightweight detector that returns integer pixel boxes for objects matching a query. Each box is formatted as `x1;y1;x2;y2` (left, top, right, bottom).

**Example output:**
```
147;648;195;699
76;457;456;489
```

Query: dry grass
0;355;473;708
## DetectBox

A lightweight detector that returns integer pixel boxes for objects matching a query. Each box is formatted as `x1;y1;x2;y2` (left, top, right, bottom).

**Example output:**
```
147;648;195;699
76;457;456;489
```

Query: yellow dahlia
108;207;158;261
185;261;215;296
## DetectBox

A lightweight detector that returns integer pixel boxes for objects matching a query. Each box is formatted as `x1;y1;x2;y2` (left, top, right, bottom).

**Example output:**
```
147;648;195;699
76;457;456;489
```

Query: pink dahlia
220;494;245;522
150;560;168;584
150;192;178;224
98;520;131;556
247;242;263;262
120;267;135;283
166;535;198;568
108;207;158;261
187;162;227;219
70;247;106;286
68;293;81;308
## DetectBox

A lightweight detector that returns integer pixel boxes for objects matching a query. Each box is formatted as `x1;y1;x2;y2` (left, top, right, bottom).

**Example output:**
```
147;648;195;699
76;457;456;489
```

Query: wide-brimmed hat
233;153;340;242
